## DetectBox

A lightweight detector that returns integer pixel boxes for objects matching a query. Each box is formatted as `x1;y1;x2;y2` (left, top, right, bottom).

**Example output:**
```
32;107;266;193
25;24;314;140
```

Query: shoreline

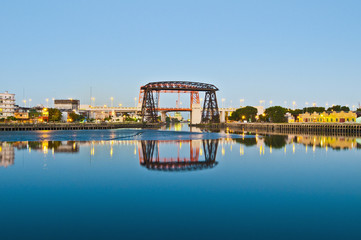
193;122;361;136
0;122;161;131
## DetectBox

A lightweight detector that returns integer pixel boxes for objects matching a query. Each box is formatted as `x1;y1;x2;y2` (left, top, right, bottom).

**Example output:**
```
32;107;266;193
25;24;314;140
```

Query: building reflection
139;139;219;171
0;142;14;168
0;141;80;168
228;129;361;156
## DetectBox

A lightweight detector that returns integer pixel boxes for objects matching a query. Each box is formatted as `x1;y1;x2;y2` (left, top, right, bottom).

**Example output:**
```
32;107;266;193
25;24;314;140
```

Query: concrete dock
0;123;160;131
200;122;361;136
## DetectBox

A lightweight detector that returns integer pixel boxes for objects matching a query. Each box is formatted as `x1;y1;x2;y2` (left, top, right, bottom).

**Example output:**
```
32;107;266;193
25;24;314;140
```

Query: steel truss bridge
139;81;220;123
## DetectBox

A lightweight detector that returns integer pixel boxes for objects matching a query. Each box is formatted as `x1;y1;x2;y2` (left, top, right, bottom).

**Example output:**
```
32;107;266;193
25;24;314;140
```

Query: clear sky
1;0;361;109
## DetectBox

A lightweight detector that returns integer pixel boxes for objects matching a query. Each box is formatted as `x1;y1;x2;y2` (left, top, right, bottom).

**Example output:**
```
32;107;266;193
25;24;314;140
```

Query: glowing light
260;145;263;156
240;146;244;156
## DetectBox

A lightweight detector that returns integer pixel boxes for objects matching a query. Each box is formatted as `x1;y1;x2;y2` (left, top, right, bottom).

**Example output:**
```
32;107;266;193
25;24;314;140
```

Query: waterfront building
286;112;295;123
0;91;15;118
54;99;80;111
298;111;357;123
255;106;265;115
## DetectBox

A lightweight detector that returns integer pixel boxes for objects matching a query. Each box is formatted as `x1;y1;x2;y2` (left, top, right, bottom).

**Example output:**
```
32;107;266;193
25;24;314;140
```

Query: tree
6;116;17;121
265;106;288;123
68;112;84;122
289;109;304;118
29;108;41;118
48;108;62;122
229;106;258;122
303;107;325;113
327;105;350;112
357;108;361;112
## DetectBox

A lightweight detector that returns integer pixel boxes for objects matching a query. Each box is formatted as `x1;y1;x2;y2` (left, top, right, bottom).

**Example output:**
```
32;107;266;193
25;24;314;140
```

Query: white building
0;91;16;118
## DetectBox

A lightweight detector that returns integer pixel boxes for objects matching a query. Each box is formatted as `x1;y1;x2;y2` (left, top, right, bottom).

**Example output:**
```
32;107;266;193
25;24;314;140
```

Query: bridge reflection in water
139;139;219;171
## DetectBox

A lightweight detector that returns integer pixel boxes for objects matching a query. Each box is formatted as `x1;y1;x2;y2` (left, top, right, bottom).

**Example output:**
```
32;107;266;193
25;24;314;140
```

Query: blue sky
1;0;360;109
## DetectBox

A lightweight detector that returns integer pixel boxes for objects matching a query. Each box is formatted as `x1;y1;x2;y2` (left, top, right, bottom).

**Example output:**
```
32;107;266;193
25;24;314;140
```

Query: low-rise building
298;111;357;123
0;91;15;118
54;99;80;111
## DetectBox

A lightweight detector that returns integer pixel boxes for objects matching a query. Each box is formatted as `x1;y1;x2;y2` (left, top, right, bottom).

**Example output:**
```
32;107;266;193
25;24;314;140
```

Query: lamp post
29;99;32;107
134;97;137;108
23;100;26;107
91;97;95;107
110;97;114;108
292;101;296;110
222;98;225;108
269;100;273;106
46;98;49;107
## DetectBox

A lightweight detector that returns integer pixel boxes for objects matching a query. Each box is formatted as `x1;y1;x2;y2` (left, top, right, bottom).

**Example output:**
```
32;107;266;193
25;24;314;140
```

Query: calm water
1;124;361;239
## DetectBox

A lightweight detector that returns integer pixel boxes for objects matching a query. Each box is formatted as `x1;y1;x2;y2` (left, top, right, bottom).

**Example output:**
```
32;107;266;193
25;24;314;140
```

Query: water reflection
0;139;220;170
1;133;361;168
139;139;219;171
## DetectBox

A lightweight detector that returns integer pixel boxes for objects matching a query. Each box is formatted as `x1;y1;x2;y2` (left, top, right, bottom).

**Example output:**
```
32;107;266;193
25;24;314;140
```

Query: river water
1;123;361;239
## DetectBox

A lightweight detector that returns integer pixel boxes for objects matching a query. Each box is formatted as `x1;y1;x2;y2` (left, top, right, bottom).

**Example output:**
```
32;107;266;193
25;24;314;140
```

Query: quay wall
197;123;361;136
0;123;160;131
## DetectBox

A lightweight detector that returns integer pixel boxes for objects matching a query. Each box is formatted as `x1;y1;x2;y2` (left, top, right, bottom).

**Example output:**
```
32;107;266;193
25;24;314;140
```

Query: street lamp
91;97;95;106
23;99;26;107
222;98;225;108
269;100;273;106
29;99;32;107
46;98;49;107
292;101;296;110
110;97;114;107
134;97;137;108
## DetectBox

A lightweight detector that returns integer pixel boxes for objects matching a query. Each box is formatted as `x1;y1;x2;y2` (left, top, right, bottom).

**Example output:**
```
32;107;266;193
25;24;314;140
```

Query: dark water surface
1;124;361;239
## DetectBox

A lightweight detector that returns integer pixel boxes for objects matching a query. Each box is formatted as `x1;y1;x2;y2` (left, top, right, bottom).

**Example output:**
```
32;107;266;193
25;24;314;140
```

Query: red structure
138;81;220;123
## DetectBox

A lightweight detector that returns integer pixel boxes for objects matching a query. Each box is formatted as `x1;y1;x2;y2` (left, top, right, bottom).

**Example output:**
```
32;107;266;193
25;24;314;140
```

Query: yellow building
298;111;356;123
14;112;29;120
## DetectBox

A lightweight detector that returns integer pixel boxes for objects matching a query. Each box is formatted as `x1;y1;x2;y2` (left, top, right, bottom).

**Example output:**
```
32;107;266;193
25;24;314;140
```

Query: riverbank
0;122;161;131
194;122;361;136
